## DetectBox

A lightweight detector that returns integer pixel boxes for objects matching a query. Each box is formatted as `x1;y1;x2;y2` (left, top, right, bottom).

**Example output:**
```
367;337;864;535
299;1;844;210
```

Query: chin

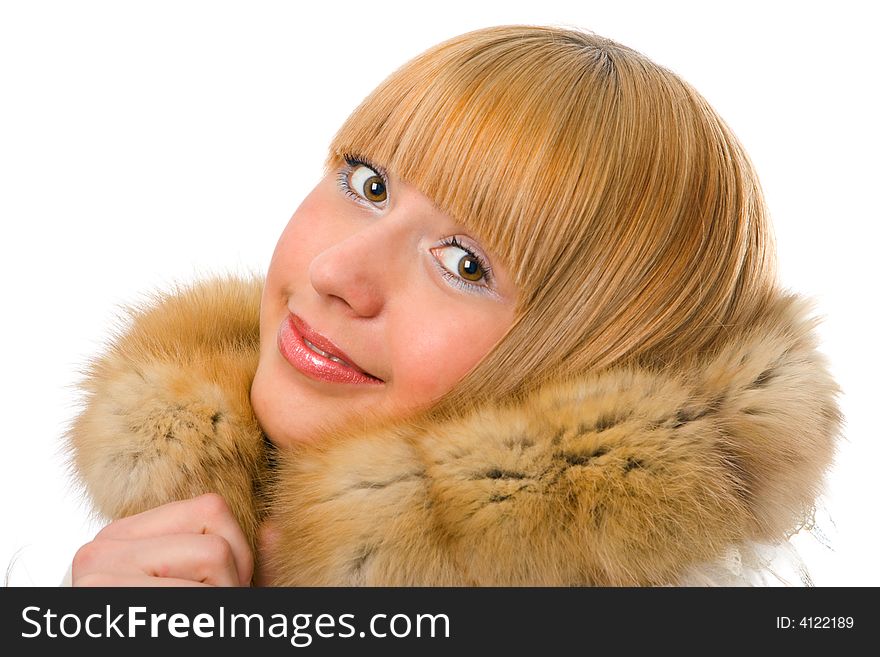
250;368;342;448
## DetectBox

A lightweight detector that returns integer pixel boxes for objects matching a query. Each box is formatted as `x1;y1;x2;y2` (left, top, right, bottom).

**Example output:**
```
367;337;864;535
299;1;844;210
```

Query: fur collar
66;274;844;585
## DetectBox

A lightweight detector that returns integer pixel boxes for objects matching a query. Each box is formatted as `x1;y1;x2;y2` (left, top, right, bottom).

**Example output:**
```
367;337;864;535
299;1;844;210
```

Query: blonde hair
323;24;779;420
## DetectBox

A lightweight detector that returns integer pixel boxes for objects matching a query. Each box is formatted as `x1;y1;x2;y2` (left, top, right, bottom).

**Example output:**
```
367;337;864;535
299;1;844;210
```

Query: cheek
391;308;505;405
266;209;326;291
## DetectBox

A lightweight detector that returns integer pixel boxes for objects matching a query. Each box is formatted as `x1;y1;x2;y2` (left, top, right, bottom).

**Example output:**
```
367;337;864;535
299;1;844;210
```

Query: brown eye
430;237;493;293
458;254;483;281
363;175;386;202
350;164;387;204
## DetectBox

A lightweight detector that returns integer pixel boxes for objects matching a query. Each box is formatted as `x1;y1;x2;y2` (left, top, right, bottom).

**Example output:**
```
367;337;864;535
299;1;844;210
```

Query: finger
76;534;242;587
96;494;253;585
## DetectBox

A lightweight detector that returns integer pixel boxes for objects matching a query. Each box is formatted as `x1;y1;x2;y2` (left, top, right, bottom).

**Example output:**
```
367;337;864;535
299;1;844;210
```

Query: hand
72;493;253;587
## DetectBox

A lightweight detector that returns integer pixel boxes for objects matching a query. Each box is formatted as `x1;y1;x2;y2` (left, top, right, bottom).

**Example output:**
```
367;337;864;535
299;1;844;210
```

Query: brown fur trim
66;277;844;585
64;274;270;548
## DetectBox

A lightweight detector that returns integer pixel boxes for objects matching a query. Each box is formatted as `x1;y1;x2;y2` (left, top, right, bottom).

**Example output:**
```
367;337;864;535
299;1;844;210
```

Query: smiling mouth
277;314;384;385
302;337;355;368
299;334;383;381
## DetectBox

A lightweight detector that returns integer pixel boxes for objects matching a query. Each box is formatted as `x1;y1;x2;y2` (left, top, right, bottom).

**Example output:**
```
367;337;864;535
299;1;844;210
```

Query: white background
1;0;877;586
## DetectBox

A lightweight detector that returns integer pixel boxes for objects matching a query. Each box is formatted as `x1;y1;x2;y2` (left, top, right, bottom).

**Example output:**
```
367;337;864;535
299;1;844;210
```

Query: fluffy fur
65;275;844;585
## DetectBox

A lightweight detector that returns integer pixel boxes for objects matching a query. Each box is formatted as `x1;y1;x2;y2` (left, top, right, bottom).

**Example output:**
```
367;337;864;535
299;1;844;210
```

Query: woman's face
251;157;518;447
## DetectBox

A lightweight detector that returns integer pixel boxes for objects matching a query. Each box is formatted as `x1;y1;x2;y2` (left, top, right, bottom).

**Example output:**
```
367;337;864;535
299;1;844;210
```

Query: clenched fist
72;493;253;587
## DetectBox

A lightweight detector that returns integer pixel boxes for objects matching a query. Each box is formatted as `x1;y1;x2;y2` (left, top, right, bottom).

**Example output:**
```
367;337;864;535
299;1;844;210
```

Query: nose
308;220;405;318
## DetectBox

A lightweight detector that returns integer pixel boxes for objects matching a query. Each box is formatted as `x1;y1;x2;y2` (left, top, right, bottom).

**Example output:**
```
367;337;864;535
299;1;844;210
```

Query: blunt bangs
323;28;623;306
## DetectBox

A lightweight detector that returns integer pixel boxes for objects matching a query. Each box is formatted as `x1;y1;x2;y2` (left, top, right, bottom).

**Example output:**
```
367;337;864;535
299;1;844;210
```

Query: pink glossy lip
277;313;383;385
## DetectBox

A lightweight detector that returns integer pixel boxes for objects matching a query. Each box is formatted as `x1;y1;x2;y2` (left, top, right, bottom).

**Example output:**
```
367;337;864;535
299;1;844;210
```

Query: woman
66;24;844;586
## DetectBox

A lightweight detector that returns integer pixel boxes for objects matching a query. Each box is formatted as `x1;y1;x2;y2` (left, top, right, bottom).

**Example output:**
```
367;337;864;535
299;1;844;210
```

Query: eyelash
336;153;495;295
337;153;388;208
435;236;495;293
